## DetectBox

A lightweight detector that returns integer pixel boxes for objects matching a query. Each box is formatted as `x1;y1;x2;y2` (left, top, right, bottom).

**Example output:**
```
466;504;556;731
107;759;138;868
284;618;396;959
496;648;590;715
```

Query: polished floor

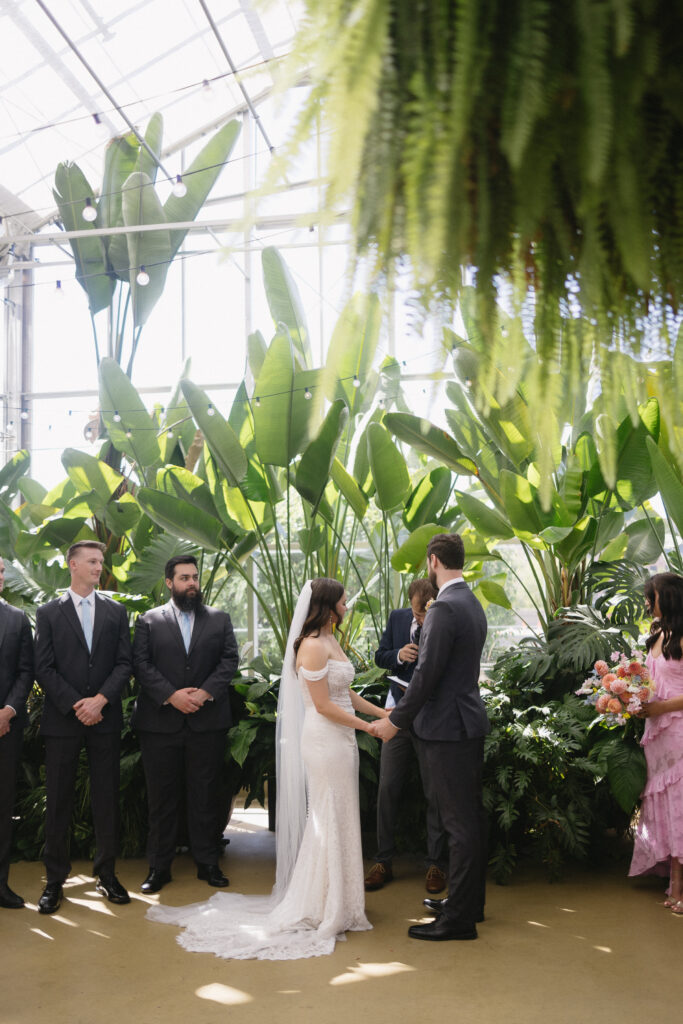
2;807;680;1024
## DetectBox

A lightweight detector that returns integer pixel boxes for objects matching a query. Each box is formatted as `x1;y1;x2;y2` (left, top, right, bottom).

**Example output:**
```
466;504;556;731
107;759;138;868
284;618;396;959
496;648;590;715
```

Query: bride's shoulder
296;636;329;671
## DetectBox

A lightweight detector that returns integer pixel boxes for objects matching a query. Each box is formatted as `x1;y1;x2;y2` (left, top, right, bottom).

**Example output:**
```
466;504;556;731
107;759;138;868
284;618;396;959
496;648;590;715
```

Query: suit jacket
35;592;132;736
0;601;34;727
131;602;239;734
389;581;489;741
374;608;418;686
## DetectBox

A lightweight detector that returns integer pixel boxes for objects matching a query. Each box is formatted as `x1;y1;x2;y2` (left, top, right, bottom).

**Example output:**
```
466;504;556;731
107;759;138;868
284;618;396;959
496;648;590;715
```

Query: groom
372;533;489;941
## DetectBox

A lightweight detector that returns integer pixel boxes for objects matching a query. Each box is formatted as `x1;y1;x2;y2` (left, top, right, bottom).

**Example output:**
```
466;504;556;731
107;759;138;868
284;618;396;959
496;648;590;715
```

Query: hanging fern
284;0;683;459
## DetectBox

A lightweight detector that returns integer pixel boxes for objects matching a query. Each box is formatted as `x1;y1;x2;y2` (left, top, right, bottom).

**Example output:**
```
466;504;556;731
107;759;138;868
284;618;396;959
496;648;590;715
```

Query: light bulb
352;375;360;388
304;387;312;400
93;113;107;134
172;175;187;198
125;430;132;439
20;409;29;421
82;197;97;222
207;403;215;416
136;266;150;286
167;429;174;439
56;280;63;293
254;396;261;407
113;410;121;423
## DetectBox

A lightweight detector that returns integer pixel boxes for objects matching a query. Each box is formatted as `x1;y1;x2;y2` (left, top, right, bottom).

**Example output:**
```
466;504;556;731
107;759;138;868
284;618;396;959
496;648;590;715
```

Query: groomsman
0;556;34;909
373;533;489;941
132;555;239;893
35;541;133;914
365;578;447;894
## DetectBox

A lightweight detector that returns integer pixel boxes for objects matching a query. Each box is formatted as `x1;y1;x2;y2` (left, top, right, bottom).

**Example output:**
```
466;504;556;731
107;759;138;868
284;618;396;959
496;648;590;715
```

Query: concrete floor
2;807;681;1024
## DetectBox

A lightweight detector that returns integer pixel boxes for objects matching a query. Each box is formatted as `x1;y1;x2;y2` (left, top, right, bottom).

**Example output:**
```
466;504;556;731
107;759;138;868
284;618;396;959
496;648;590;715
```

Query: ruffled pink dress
629;652;683;880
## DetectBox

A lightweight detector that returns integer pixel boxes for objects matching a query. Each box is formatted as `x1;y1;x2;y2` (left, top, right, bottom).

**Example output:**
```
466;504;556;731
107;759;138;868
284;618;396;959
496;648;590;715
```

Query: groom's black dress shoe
197;864;229;887
423;897;485;923
0;882;24;909
140;868;172;894
96;875;130;904
408;918;477;941
38;882;63;915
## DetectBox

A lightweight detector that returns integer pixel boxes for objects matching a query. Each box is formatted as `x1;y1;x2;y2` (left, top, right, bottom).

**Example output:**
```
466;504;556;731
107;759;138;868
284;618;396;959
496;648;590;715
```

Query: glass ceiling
0;0;300;226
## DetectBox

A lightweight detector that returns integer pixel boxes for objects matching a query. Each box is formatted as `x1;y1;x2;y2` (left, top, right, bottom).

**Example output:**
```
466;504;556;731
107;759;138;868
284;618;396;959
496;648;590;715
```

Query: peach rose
596;695;611;713
610;679;628;695
628;661;645;676
594;661;609;677
607;698;623;714
616;665;628;678
637;687;651;702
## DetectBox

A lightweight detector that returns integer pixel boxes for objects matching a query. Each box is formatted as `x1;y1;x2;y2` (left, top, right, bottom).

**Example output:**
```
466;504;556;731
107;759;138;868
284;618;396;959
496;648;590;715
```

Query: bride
146;578;388;959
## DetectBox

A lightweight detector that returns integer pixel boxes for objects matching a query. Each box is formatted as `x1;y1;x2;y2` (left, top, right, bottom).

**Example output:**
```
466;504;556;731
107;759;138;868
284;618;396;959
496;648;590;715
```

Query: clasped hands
168;687;212;714
368;713;399;743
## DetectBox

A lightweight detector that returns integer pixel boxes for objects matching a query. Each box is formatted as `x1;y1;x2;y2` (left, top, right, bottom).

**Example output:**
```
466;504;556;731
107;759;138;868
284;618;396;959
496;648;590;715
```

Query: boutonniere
425;599;434;611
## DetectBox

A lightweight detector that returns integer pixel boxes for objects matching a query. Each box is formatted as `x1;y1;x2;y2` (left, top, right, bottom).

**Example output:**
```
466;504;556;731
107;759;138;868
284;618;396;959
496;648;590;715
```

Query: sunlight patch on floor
195;983;253;1005
330;962;416;986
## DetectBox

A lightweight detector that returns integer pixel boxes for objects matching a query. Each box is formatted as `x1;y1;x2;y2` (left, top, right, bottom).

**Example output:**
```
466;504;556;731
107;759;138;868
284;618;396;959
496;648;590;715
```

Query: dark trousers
138;727;227;870
375;728;446;867
43;731;121;883
0;722;23;883
422;736;487;928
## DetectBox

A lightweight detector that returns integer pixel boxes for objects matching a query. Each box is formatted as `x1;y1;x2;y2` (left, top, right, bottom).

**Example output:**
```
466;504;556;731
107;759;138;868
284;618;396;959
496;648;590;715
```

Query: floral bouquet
575;651;654;726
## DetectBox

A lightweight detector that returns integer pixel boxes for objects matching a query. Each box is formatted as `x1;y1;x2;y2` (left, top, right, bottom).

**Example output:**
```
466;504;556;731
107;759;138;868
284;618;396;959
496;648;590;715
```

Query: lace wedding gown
147;659;371;959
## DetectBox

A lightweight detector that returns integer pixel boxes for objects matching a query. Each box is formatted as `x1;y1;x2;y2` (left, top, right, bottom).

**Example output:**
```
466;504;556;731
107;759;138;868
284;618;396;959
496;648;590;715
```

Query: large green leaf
181;379;247;485
121;171;172;329
455;490;514;540
61;448;125;503
252;330;319;466
623;516;665;564
472;578;512;609
646;435;683;538
324;293;382;416
99;357;162;471
599;734;647;814
136;487;222;550
261;248;311;368
500;469;543;535
384;413;478;476
330;458;368;520
613;398;660;507
295;400;348;508
0;450;30;500
125;533;196;592
53;162;115;313
156;466;218;521
404;468;453;529
164;119;241;259
367;423;411;511
101;133;140;272
391;523;444;571
161;359;196;461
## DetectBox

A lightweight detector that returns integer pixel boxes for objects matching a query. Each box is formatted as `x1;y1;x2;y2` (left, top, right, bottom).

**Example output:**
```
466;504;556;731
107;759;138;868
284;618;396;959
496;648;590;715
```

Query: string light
254;396;261;406
207;403;215;416
304;387;312;400
166;429;174;439
56;279;62;293
20;410;29;420
93;113;107;133
82;197;97;222
125;430;132;439
172;175;187;198
136;266;150;286
113;411;121;422
352;375;360;388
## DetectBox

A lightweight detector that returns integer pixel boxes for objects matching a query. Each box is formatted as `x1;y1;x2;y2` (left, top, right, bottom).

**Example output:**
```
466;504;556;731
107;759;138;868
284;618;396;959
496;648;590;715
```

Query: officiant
364;578;447;894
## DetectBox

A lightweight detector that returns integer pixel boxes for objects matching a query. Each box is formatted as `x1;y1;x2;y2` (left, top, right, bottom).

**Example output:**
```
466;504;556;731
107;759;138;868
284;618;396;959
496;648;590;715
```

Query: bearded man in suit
35;540;133;914
132;555;239;894
372;533;489;941
0;556;34;909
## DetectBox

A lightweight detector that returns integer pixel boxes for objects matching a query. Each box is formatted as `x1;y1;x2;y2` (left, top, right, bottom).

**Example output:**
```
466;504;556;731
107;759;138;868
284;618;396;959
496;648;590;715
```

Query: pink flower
607;698;623;714
616;665;628;678
610;679;628;695
594;660;609;677
628;661;645;676
637;687;651;702
610;651;621;662
596;695;611;713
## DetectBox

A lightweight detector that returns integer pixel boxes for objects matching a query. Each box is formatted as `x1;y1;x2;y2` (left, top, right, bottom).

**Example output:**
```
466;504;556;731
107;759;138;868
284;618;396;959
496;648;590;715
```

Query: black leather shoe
423;897;485;923
0;882;24;909
408;918;477;941
96;874;131;905
196;863;229;887
140;868;172;894
38;882;63;915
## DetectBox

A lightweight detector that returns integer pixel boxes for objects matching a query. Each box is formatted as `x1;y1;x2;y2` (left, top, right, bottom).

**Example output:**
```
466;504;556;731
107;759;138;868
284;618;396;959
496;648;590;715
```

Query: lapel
0;602;8;650
58;591;89;652
162;602;187;656
90;593;107;654
188;605;208;655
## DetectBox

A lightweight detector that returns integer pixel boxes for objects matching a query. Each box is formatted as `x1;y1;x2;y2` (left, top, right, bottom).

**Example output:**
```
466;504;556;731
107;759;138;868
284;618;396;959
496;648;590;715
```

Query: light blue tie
81;598;93;652
179;611;192;652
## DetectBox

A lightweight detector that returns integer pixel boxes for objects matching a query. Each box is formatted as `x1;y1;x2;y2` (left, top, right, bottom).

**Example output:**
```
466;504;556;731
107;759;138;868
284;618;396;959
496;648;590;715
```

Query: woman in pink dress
629;572;683;912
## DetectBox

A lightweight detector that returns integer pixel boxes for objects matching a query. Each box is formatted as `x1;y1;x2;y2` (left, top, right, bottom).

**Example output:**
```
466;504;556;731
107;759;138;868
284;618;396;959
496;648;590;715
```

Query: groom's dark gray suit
389;579;488;928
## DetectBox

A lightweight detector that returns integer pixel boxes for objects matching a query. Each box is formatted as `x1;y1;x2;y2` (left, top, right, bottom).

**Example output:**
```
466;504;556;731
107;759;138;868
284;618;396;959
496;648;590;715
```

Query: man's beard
428;566;437;589
172;586;203;612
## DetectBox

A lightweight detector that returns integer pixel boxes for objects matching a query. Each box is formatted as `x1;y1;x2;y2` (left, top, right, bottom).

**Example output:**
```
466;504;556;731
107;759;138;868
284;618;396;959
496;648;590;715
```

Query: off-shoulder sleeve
299;665;329;681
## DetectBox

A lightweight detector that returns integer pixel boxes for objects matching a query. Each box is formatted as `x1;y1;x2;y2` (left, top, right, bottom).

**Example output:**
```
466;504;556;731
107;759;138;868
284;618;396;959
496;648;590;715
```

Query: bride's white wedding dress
146;659;371;960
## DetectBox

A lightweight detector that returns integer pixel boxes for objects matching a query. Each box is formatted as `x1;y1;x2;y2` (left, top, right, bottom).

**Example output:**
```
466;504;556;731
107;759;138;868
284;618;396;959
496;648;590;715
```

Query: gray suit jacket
389;581;489;741
0;601;34;726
